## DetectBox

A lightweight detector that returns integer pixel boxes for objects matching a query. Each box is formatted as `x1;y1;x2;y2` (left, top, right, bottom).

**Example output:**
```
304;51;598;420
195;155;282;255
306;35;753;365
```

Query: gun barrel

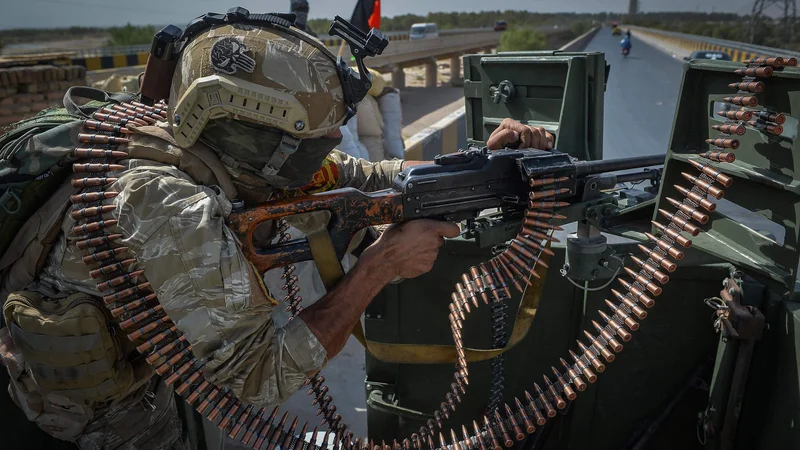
575;154;666;176
615;170;661;184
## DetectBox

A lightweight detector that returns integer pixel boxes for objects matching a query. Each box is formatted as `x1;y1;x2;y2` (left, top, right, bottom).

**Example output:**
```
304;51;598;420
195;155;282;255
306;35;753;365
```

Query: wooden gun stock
227;188;404;273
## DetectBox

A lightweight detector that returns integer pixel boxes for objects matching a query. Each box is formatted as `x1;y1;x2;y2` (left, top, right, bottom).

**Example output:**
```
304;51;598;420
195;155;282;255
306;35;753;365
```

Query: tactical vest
0;96;238;442
0;93;353;443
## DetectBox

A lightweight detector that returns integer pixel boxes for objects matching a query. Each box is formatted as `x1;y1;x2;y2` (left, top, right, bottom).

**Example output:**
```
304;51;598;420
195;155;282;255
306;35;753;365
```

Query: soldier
0;10;552;449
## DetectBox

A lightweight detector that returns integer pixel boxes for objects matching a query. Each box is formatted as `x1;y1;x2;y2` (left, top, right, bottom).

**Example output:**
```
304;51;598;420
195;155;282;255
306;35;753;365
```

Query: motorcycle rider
621;32;632;55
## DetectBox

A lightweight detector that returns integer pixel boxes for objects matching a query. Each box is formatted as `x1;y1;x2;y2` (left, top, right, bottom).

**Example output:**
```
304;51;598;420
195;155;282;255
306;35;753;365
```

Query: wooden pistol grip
227;188;404;273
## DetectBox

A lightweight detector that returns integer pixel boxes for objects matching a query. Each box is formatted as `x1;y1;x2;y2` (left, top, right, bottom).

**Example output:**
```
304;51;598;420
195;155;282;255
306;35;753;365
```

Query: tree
107;23;157;47
498;27;547;52
571;21;590;36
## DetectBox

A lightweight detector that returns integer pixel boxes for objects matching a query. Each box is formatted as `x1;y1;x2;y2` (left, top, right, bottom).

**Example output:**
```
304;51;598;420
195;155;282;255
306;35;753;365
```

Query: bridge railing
624;25;800;62
71;28;498;58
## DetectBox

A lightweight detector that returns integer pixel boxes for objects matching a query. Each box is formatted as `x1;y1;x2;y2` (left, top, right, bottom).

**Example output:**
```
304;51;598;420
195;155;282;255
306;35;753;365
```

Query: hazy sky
0;0;772;30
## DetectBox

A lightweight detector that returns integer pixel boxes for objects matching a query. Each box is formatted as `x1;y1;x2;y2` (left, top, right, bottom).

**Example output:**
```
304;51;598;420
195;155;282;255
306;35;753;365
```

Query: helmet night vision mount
139;6;389;124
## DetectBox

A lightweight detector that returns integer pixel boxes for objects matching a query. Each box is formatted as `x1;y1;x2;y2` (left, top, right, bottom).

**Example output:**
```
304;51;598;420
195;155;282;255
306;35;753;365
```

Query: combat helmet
140;7;388;149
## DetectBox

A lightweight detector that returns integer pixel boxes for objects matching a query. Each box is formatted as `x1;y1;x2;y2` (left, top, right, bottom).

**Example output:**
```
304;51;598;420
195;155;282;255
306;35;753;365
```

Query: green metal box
462;51;609;161
654;59;800;296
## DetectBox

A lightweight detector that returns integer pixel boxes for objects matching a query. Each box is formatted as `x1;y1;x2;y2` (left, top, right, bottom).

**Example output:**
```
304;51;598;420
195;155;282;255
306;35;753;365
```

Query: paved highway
586;29;684;160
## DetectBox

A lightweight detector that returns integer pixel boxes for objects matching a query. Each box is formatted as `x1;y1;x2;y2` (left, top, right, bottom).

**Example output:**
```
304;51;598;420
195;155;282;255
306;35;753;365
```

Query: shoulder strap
62;86;137;118
307;231;550;364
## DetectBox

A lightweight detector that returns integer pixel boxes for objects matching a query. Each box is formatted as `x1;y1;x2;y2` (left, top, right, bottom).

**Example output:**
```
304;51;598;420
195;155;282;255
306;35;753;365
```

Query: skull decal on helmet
210;36;256;75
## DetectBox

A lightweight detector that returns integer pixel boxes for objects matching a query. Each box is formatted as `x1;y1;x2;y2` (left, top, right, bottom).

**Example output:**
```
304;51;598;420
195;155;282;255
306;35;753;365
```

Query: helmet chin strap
261;134;301;177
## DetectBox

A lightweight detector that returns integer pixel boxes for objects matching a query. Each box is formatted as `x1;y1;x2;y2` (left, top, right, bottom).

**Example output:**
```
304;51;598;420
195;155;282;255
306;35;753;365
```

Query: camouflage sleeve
110;161;327;405
328;149;404;191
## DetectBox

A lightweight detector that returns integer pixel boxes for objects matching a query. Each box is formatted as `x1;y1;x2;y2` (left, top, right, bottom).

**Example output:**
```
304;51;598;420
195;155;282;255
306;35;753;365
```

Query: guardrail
1;27;500;72
58;29;497;58
625;25;800;62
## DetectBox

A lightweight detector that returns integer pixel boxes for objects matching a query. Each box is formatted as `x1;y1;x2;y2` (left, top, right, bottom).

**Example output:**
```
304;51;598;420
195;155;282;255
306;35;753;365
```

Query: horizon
0;0;776;31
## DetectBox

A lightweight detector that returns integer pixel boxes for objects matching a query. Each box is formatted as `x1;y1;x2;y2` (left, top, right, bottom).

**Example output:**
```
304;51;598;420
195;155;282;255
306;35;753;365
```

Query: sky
0;0;774;30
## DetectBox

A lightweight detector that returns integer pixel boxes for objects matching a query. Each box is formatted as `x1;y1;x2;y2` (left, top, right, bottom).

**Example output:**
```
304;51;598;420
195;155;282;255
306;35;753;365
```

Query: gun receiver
227;148;665;273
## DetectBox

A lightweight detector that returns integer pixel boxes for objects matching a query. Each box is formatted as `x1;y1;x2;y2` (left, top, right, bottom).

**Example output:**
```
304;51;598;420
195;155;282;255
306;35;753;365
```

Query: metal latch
365;381;432;420
490;80;516;104
0;187;21;214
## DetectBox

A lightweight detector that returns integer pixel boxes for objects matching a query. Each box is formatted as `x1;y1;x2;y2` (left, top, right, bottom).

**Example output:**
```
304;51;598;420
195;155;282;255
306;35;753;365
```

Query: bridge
0;25;579;89
2;23;794;445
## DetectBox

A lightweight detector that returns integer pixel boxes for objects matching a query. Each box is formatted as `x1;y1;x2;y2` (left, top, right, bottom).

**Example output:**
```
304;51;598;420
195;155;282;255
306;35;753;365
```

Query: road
586;30;684;159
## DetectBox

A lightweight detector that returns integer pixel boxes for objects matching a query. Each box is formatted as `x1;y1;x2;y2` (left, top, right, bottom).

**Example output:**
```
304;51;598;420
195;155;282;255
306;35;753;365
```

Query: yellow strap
306;230;549;364
306;229;345;291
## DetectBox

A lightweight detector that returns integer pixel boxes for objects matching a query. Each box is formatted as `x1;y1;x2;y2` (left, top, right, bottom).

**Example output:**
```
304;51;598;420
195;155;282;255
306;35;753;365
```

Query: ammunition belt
65;52;790;449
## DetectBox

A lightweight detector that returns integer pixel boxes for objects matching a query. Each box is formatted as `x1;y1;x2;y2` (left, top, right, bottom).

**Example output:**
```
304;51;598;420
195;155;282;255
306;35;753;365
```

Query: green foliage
106;24;157;47
571;21;590;37
0;26;104;45
498;27;547;52
311;11;612;33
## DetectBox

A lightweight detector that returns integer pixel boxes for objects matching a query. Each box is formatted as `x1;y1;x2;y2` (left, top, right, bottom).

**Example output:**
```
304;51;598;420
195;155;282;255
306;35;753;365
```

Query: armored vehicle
358;51;800;450
2;47;799;450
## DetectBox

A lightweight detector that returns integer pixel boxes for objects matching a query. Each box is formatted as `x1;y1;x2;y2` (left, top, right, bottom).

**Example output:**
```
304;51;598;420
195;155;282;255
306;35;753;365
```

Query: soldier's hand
487;118;553;150
367;219;460;280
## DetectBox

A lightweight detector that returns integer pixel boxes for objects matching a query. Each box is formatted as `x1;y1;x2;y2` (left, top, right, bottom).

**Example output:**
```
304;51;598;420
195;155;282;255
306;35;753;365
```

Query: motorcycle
620;37;631;58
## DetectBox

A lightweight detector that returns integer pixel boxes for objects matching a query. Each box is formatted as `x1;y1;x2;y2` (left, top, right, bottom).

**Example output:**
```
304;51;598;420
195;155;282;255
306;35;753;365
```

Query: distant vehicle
494;20;508;32
683;50;732;61
410;23;439;40
612;25;621;36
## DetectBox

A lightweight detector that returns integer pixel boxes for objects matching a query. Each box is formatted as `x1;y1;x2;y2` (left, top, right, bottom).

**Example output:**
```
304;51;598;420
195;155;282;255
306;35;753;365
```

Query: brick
10;103;32;114
14;68;32;84
0;70;16;87
10;94;32;104
46;91;64;101
19;84;39;94
0;106;14;116
0;114;27;126
29;102;49;111
0;96;15;106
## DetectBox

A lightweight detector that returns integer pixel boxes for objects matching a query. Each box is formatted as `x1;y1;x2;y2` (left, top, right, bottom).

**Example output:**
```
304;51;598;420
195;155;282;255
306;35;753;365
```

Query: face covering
199;118;342;189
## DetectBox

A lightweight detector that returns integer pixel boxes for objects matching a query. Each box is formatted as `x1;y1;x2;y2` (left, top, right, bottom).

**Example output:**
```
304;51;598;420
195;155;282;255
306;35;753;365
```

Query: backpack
0;86;136;259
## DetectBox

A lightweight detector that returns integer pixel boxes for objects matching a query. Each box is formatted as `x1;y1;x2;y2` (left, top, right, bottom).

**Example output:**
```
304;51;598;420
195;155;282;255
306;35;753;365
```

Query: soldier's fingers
429;220;461;238
487;129;519;149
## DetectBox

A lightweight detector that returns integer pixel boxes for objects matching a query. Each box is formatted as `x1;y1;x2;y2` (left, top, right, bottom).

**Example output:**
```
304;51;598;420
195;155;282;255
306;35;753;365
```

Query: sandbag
378;88;404;159
337;125;368;160
356;95;383;138
91;74;139;93
353;66;387;97
360;136;385;162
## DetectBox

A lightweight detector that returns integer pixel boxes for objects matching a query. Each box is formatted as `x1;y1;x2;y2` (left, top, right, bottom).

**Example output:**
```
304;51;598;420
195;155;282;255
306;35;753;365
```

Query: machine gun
227;148;665;275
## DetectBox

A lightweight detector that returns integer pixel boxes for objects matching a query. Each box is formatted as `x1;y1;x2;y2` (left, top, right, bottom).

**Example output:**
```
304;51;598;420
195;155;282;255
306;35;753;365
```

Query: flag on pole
350;0;381;32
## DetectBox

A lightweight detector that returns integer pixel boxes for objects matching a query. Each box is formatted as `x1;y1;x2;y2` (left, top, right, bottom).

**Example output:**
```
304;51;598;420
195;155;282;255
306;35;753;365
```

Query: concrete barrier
624;25;800;63
402;26;601;161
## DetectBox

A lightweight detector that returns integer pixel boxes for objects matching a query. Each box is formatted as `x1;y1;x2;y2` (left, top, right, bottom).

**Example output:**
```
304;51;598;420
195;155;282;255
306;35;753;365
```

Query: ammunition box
462;51;609;161
655;59;800;296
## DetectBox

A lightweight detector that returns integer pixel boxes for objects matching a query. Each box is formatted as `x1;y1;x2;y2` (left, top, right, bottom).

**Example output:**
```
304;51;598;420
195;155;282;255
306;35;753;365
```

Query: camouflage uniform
3;14;400;449
28;121;401;447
